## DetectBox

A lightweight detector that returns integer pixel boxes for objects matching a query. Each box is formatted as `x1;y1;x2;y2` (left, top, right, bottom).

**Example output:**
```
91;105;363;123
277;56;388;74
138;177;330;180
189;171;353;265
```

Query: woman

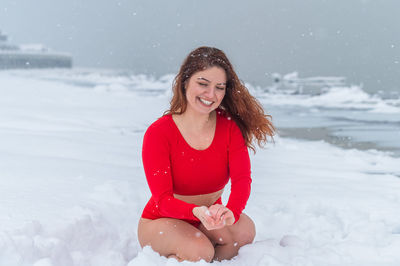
137;46;275;262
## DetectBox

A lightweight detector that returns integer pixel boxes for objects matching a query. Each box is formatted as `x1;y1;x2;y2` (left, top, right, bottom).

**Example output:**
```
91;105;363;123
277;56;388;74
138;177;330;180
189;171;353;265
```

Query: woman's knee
238;226;255;245
182;233;215;262
138;218;215;262
234;214;256;245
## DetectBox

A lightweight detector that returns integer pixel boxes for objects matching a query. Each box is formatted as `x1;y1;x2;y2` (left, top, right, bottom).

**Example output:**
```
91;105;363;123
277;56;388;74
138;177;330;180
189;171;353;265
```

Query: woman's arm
225;121;252;224
142;123;200;221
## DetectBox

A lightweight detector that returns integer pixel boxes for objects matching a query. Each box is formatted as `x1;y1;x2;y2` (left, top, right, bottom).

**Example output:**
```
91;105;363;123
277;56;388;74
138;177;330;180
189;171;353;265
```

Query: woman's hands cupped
208;204;235;227
193;205;235;230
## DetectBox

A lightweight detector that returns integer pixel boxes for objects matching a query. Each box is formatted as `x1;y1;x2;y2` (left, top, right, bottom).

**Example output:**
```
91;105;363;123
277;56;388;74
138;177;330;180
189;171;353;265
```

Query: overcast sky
1;0;399;93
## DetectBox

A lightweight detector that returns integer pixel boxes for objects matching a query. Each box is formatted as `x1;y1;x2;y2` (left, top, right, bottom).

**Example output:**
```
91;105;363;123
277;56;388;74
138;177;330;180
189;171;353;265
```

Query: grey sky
1;0;399;93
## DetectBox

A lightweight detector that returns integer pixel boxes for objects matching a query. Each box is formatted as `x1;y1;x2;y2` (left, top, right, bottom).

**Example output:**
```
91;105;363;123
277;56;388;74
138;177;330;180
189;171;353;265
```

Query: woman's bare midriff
173;188;224;207
139;188;224;224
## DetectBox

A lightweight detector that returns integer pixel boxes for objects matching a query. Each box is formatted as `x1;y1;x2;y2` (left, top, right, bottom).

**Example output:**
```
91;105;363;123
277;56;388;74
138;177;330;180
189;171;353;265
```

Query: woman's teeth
199;98;213;106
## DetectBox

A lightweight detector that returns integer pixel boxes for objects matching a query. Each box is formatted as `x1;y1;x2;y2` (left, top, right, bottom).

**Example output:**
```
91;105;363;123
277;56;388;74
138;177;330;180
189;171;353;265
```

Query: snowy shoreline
278;126;400;158
1;70;400;266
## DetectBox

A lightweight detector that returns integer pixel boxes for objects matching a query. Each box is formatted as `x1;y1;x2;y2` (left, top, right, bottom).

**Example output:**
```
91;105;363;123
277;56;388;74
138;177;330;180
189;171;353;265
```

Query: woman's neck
179;109;216;131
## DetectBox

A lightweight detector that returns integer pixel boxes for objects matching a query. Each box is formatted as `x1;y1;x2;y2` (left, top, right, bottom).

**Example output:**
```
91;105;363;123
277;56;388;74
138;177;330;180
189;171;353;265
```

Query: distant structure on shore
0;30;72;69
271;72;346;94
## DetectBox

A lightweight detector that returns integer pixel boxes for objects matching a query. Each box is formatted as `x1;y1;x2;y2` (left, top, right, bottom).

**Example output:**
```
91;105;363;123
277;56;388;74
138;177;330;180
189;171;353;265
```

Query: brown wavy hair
165;46;275;152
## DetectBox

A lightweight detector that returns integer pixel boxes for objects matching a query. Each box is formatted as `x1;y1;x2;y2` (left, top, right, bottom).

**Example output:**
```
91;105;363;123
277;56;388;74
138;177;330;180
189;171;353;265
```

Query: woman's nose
204;86;216;97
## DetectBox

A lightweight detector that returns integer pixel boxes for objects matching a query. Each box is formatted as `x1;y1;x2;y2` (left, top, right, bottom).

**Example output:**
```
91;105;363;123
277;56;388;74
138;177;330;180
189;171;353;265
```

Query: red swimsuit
141;110;251;226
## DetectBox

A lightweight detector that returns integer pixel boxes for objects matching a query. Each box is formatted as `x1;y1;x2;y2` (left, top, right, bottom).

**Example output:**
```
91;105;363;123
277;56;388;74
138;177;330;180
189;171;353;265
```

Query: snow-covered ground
1;70;400;266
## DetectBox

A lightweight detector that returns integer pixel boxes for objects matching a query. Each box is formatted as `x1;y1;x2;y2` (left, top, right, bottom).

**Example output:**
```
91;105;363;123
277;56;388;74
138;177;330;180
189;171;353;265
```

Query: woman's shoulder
145;114;173;136
216;108;229;121
216;108;244;143
216;108;236;128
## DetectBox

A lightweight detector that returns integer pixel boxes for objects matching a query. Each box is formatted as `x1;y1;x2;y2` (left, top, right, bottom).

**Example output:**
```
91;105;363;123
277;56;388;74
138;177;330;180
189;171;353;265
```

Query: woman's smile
198;97;214;106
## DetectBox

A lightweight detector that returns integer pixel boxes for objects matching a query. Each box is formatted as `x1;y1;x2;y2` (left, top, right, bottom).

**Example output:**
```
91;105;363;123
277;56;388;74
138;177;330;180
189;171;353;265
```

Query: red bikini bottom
141;197;223;228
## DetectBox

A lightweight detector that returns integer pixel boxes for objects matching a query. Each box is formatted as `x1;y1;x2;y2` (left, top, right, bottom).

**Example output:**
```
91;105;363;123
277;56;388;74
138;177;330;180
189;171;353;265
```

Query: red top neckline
168;112;219;152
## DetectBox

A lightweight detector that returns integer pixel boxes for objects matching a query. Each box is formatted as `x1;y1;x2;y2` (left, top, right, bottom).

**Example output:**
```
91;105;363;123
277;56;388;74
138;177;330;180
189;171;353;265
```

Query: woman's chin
187;103;216;115
196;105;216;115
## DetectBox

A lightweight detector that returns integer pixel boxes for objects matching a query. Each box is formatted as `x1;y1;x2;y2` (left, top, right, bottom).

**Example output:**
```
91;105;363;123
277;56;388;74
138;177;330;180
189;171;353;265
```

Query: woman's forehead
190;67;227;83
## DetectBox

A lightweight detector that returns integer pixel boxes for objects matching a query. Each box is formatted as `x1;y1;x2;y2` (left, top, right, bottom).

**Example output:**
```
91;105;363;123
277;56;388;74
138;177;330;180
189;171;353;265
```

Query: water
254;85;400;157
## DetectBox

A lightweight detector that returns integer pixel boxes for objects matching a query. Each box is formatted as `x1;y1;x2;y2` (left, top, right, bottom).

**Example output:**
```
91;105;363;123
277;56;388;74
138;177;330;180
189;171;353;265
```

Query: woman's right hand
192;206;226;230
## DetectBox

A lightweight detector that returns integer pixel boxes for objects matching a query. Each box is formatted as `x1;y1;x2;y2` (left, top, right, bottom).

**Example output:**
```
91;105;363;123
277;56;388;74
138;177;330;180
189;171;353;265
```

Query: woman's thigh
198;213;256;246
138;218;215;261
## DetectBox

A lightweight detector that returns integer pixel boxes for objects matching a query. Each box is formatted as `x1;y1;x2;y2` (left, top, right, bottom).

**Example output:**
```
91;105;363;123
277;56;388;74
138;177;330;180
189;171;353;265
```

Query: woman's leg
198;213;256;261
137;218;215;262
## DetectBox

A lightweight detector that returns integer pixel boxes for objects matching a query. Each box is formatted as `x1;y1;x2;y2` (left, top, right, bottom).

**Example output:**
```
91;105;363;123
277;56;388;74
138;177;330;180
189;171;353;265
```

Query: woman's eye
198;83;207;86
217;87;225;90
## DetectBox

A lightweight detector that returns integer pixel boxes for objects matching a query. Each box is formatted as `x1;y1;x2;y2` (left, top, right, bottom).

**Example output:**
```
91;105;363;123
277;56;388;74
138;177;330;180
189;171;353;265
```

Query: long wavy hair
165;46;275;152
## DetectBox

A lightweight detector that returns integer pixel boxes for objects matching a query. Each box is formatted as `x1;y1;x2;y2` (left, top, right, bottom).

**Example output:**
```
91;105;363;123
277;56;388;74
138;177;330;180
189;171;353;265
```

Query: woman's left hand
208;204;235;227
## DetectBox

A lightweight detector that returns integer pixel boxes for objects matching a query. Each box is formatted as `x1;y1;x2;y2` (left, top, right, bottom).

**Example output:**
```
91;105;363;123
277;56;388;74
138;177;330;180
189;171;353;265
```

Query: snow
1;69;400;265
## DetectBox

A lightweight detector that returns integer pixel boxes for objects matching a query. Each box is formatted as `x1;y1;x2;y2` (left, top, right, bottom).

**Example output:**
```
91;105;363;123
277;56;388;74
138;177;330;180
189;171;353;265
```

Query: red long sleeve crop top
141;110;252;223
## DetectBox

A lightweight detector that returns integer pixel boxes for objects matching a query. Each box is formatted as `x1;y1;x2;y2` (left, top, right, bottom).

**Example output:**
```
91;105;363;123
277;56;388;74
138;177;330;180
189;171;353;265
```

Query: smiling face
184;66;227;115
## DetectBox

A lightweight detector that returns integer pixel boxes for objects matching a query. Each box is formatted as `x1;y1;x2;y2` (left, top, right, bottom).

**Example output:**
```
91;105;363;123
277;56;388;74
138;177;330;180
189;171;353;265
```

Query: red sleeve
142;121;200;221
226;120;252;224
